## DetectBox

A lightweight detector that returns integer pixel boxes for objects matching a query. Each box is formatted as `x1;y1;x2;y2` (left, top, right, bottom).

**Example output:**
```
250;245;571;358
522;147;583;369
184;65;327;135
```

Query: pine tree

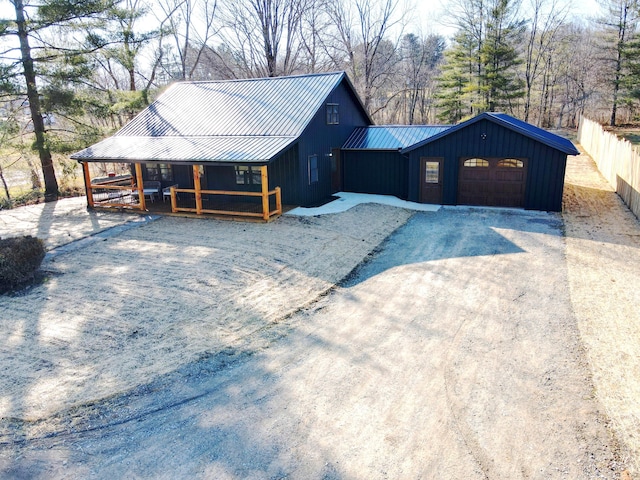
596;0;640;125
3;0;114;201
437;0;525;121
481;0;526;112
437;31;476;123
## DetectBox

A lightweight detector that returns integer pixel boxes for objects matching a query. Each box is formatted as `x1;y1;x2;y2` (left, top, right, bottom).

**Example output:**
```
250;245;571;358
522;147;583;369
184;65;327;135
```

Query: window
145;163;173;181
497;158;524;168
463;158;489;167
308;155;318;184
326;104;339;124
424;161;439;183
235;166;262;185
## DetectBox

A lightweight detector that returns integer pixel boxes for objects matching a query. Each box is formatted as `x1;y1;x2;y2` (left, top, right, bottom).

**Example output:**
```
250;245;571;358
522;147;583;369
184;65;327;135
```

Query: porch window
326;104;339;125
235;166;262;185
145;163;173;181
308;155;319;184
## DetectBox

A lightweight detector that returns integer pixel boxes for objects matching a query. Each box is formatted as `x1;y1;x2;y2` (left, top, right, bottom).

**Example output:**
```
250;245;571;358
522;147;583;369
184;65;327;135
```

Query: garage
402;113;580;212
457;157;527;207
340;113;579;212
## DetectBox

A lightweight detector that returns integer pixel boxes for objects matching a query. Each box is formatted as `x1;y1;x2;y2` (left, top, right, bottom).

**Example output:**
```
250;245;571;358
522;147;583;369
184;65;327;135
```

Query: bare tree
325;0;405;114
596;0;640;126
218;0;307;77
299;0;333;73
522;0;569;123
157;0;219;81
401;33;444;124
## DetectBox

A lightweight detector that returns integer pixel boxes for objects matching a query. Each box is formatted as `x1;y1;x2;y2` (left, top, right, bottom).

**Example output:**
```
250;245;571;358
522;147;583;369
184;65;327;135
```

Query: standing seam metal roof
71;72;363;163
342;125;452;150
401;112;580;156
117;72;348;137
70;136;297;163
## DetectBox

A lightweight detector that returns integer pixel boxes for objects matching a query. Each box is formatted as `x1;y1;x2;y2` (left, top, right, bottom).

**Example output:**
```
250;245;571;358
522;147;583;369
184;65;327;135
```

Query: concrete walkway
286;192;440;216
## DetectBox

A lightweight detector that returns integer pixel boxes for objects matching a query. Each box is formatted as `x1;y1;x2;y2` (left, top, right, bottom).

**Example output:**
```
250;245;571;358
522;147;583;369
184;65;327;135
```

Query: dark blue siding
406;119;568;211
295;79;371;206
342;150;408;199
269;144;300;206
172;165;194;188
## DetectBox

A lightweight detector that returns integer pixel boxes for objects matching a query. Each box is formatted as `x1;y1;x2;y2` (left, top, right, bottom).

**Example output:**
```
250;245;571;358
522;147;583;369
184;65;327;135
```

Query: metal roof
70;135;297;163
72;72;367;163
401;112;580;156
342;125;451;150
485;113;580;155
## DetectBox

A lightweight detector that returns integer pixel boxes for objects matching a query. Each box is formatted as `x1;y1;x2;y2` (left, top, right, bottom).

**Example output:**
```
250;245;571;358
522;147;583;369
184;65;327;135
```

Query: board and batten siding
342;150;408;199
268;144;300;206
406;119;568;211
295;79;371;206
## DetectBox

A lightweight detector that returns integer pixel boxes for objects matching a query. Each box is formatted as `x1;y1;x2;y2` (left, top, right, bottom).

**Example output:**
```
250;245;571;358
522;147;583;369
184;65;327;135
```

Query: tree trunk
0;165;10;204
13;0;58;202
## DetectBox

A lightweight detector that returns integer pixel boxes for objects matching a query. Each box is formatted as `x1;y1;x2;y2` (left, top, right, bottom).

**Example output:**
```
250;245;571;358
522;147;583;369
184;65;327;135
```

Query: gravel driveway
0;205;626;478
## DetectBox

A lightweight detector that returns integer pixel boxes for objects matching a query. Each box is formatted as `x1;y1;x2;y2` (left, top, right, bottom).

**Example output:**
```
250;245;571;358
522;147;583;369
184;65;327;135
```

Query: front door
330;148;342;193
420;157;443;204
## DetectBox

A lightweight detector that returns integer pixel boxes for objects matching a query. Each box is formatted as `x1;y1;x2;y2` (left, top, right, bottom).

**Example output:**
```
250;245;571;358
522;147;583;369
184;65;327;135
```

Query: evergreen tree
437;0;524;121
2;0;114;201
436;31;476;123
481;0;526;112
596;0;640;125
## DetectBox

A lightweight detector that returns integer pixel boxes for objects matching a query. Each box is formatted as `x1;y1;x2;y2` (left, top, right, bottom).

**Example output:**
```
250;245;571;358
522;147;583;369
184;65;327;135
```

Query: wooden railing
83;163;147;210
170;186;282;220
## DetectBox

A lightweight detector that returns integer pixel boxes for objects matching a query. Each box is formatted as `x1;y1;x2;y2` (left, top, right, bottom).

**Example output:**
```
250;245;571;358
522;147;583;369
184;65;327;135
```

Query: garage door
458;157;527;207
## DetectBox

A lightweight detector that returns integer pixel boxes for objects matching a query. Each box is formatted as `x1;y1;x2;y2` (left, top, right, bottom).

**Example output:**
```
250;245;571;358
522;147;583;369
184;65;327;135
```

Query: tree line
0;0;638;202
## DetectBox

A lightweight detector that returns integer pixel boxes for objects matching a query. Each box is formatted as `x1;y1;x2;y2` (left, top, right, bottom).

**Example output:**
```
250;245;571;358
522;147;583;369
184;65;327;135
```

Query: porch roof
70;135;297;164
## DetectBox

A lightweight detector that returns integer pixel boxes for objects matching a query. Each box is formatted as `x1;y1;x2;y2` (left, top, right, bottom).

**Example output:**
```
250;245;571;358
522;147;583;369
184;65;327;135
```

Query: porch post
134;162;146;211
260;165;269;220
193;164;202;214
275;186;282;215
81;161;94;208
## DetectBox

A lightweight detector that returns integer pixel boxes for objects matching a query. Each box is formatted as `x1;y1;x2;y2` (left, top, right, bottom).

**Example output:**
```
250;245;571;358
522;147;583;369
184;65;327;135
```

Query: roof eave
401;112;580;155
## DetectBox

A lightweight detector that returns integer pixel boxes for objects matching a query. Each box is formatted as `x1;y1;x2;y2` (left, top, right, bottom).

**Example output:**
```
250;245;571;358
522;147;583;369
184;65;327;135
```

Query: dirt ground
564;148;640;476
0;151;638;478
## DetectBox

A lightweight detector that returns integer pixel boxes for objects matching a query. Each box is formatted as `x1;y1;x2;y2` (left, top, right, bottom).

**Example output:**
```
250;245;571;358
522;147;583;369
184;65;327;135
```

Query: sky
414;0;602;38
0;0;603;46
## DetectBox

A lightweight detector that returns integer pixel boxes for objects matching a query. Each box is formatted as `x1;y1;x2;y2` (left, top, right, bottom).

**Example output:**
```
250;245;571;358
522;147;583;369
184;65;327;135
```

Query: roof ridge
358;124;451;128
172;71;345;86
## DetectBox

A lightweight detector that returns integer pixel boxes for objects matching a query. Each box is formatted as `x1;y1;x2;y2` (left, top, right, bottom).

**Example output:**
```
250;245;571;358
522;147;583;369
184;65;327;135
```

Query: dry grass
0;204;412;423
563;149;640;476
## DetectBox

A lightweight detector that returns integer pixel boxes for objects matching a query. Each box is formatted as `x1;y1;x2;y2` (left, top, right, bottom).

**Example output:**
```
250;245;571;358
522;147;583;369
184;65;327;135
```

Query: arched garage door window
497;158;524;168
463;158;489;167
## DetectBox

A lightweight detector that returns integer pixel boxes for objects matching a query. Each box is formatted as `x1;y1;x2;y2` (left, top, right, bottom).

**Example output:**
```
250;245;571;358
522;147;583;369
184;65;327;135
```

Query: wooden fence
578;116;640;218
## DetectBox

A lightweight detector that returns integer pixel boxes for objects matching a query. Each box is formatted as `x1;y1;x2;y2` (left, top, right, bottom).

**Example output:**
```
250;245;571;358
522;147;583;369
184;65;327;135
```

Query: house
71;72;372;220
73;72;579;217
341;112;579;212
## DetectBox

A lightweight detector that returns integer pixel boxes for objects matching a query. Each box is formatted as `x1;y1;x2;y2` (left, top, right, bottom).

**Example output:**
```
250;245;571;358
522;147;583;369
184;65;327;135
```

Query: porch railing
83;163;147;210
86;177;145;209
170;187;282;220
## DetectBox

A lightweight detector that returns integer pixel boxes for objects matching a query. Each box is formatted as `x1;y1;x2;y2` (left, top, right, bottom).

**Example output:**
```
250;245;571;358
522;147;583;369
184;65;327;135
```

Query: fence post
170;186;177;213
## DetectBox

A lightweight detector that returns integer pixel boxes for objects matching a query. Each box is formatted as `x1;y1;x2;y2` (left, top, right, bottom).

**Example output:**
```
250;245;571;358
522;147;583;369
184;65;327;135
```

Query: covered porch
80;161;282;221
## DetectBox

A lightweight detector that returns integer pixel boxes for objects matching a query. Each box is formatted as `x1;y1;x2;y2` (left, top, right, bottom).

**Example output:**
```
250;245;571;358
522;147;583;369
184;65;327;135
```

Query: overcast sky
0;0;602;50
